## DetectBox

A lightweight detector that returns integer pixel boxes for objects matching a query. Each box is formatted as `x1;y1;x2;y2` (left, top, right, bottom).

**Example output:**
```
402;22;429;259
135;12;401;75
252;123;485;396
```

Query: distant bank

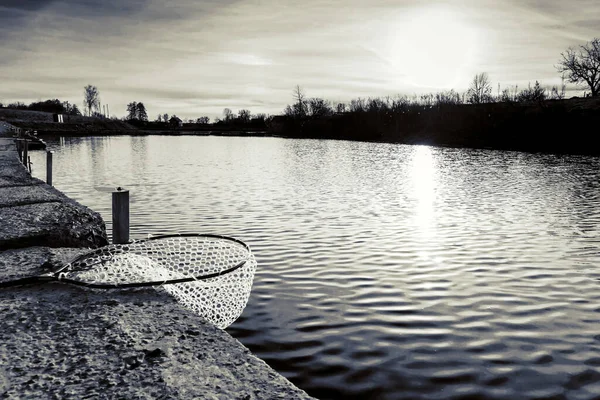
270;97;600;156
2;97;599;155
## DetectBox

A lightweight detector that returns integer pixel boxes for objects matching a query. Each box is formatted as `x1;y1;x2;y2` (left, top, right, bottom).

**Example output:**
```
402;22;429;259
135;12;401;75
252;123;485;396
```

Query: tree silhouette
517;81;547;103
126;102;138;120
223;108;234;122
293;85;307;117
308;98;333;117
557;38;600;97
137;102;148;121
163;113;169;123
238;109;251;123
83;85;100;116
466;73;492;104
125;102;148;121
68;104;81;116
62;101;80;115
28;99;66;114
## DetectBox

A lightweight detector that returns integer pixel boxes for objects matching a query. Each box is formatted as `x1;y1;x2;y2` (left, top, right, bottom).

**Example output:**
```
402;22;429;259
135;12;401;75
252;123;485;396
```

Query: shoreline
34;129;600;159
268;97;600;157
0;128;315;399
3;96;600;156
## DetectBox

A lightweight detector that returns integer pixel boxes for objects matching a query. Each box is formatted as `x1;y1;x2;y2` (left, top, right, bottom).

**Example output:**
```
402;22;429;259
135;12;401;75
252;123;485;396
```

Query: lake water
30;136;600;400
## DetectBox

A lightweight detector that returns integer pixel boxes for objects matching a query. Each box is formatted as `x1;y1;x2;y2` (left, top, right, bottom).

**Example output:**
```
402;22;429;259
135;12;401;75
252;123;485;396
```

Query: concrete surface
0;135;107;250
0;129;315;399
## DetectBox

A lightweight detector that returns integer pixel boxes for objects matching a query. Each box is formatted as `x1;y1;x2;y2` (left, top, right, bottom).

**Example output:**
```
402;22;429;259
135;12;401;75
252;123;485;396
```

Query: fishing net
62;234;257;329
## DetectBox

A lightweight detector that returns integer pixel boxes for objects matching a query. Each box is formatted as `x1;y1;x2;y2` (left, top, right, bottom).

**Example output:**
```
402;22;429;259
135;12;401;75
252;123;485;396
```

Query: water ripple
29;136;600;400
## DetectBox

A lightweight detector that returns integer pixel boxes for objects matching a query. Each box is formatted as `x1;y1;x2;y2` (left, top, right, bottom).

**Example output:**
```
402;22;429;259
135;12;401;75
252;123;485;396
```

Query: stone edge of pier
0;129;315;399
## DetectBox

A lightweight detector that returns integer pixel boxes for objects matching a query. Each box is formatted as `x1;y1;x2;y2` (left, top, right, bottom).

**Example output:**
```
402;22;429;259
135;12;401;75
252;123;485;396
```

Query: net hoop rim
58;233;253;288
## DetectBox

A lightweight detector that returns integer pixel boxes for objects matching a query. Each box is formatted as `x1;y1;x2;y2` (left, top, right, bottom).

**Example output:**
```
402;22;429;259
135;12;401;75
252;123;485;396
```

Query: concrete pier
0;129;314;399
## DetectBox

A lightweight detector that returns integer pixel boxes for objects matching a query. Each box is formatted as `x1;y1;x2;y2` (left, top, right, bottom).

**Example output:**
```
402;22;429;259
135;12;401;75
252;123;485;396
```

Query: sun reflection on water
409;145;437;230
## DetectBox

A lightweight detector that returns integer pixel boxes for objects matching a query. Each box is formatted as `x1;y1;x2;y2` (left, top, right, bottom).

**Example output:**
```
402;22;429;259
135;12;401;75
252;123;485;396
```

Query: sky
0;0;598;120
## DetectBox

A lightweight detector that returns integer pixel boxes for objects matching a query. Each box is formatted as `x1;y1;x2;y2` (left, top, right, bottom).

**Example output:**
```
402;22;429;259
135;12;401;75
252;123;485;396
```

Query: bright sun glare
382;6;480;89
410;146;436;227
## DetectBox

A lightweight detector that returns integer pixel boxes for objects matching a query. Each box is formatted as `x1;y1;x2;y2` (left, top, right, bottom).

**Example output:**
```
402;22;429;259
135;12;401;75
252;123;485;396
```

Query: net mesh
63;235;257;329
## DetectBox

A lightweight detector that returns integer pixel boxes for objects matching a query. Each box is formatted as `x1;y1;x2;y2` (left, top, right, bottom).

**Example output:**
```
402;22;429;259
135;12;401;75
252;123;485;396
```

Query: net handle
58;260;247;289
54;233;252;289
0;274;55;288
60;233;250;270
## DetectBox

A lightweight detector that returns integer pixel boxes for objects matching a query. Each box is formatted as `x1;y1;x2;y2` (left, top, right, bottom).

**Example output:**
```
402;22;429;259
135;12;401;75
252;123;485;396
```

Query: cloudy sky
0;0;598;120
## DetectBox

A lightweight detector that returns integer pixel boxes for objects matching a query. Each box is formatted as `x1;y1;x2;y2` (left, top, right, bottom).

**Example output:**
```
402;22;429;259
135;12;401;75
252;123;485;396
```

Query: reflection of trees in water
58;135;85;147
130;136;148;178
89;136;109;189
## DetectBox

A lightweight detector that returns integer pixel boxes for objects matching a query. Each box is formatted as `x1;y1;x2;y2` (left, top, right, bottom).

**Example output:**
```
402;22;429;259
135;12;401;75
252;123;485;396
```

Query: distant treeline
0;99;82;115
270;39;600;155
126;107;268;132
127;118;268;132
272;93;600;155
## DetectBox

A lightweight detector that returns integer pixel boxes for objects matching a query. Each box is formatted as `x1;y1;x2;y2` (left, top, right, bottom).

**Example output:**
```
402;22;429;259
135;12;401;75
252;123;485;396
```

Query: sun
380;6;480;89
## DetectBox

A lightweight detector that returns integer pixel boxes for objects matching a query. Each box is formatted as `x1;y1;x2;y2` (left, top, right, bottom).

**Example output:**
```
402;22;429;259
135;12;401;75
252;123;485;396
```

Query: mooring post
16;140;22;162
46;151;53;185
22;140;29;169
112;187;130;244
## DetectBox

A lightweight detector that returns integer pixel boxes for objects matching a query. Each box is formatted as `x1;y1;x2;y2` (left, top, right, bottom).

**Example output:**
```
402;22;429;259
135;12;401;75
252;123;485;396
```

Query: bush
517;81;546;103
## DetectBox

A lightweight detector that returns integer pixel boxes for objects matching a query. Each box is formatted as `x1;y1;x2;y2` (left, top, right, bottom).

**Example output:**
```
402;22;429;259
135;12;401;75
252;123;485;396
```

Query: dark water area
30;136;600;399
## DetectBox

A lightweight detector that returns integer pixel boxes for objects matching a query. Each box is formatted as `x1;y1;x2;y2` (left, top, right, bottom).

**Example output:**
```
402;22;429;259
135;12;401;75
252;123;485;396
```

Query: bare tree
307;98;333;117
557;38;600;97
223;108;234;122
238;109;251;123
366;97;388;113
283;105;294;117
466;73;493;104
500;88;515;103
435;90;462;106
126;102;138;120
549;77;566;100
83;85;100;116
349;97;366;112
419;94;434;107
63;101;81;115
516;81;547;103
163;113;169;122
293;85;307;117
69;104;82;116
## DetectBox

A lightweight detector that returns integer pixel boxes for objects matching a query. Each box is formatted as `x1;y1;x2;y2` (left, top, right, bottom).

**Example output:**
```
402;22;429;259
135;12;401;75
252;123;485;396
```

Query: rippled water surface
30;136;600;399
